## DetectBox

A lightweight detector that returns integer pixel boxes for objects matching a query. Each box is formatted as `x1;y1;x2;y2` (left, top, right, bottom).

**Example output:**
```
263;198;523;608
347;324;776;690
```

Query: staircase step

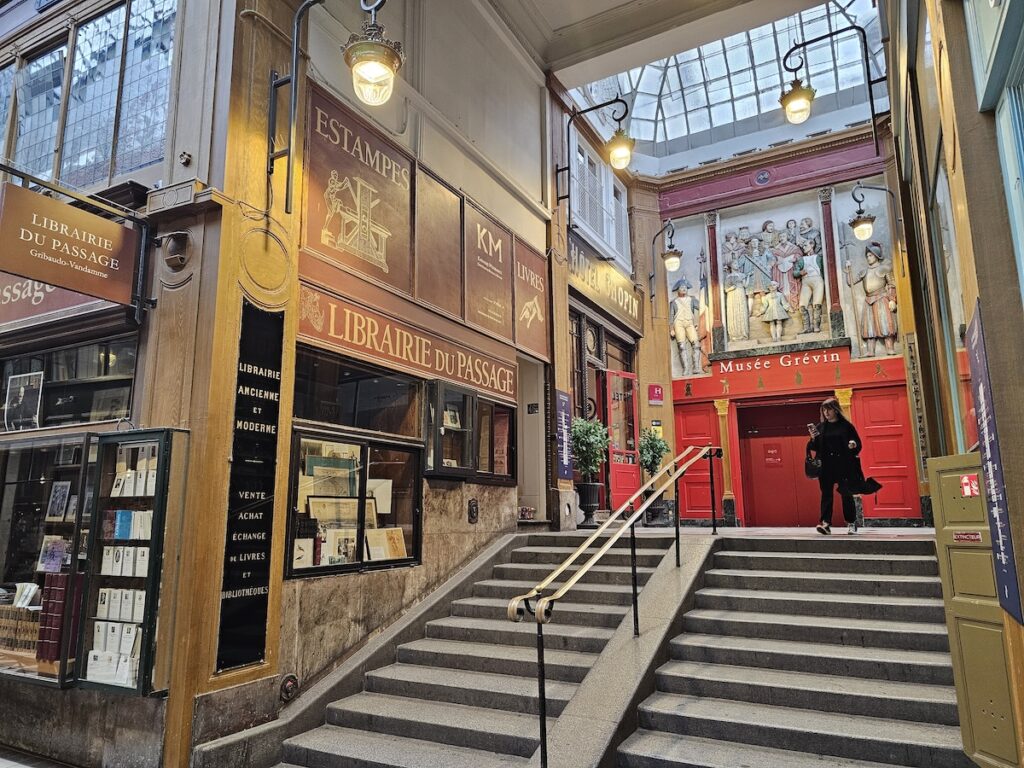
682;609;950;651
671;633;954;685
325;692;547;757
493;561;655;586
704;568;943;598
365;663;576;716
510;545;666;568
396;638;595;683
426;615;614;653
656;660;958;724
719;537;935;556
527;533;674;550
283;724;531;768
473;579;635;606
453;596;629;628
694;587;946;623
713;550;938;576
637;693;972;767
618;730;919;768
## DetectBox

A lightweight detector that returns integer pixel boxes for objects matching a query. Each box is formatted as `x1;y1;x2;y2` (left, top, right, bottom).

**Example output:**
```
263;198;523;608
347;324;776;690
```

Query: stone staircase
276;532;673;768
618;536;971;768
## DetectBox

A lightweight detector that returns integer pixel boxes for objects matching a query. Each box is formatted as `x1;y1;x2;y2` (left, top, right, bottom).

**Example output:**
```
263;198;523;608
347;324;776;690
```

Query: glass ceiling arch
579;0;886;158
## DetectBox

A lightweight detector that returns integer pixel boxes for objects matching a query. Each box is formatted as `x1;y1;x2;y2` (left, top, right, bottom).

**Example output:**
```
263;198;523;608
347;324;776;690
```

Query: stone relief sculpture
794;238;825;333
722;250;750;342
670;281;703;376
845;242;898;356
664;218;711;379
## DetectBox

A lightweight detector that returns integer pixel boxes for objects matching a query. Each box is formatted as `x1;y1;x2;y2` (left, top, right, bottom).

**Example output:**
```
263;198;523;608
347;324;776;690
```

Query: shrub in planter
570;417;609;527
639;428;671;525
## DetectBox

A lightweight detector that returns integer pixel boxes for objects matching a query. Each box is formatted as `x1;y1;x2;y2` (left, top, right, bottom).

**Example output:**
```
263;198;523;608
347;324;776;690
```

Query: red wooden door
600;370;641;511
851;386;920;520
739;403;821;527
673;404;717;521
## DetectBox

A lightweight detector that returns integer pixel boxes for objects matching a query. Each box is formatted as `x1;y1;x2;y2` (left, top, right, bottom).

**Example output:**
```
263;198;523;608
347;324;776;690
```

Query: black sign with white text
216;299;284;671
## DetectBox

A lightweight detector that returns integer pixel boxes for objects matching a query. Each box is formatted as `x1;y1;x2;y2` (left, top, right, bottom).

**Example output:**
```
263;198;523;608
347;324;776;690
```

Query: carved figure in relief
799;217;822;255
745;236;774;317
846;242;898;356
785;218;800;245
321;168;393;273
670;281;703;376
760;220;780;250
761;281;790;342
794;238;826;334
723;256;750;341
772;231;803;310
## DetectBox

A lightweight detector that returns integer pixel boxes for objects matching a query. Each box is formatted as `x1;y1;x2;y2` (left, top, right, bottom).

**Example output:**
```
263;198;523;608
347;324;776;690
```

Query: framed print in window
45;480;72;522
306;496;359;526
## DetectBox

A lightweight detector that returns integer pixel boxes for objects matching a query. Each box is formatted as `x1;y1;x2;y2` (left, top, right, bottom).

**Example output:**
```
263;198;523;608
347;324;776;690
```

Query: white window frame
570;133;633;274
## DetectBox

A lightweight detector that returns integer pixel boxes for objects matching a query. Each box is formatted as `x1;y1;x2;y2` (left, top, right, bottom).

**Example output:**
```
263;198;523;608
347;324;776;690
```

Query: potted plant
639;428;671;525
570;417;610;528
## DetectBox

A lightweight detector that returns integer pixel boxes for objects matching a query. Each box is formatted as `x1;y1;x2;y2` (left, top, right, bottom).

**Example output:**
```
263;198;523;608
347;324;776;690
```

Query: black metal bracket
782;25;886;157
649;220;675;301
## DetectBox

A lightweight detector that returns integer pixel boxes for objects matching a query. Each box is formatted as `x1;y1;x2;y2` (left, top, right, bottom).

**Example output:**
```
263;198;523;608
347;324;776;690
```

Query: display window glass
0;337;136;434
294;346;423;439
0;434;95;683
288;432;421;577
476;400;514;481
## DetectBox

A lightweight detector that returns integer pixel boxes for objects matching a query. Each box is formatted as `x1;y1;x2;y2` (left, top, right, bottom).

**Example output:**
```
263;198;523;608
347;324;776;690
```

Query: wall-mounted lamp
555;96;634;231
649;219;679;300
848;181;895;241
268;0;404;214
780;25;886;155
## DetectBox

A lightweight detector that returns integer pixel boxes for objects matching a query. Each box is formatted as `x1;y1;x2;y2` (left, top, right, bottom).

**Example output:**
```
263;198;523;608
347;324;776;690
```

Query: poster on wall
831;177;901;359
464;202;514;341
664;216;710;379
513;240;549;361
304;85;414;294
556;390;573;481
4;371;43;431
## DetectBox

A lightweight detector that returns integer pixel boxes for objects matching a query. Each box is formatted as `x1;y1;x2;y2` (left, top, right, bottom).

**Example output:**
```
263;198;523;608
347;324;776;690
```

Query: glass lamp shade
849;211;876;241
780;79;816;125
607;129;635;170
662;249;682;273
343;29;404;107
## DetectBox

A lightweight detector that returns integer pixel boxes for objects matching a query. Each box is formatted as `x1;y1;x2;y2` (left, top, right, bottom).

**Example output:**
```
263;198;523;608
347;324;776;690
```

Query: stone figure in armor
745;236;774;317
846;242;898;356
794;238;826;333
670;280;703;376
723;256;750;341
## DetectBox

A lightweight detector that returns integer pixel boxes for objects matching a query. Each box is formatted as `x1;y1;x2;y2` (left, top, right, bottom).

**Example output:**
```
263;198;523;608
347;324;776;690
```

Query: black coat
807;419;861;480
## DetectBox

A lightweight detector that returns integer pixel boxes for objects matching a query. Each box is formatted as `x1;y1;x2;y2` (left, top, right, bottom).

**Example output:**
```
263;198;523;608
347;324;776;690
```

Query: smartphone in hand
807;423;818;437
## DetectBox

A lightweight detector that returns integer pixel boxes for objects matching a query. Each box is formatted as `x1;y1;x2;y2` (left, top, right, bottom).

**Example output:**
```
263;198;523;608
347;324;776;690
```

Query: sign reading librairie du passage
0;183;139;305
217;299;284;671
967;301;1023;626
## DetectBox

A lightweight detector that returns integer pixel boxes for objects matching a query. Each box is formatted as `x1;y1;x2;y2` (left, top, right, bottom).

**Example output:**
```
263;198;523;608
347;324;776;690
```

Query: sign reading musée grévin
217;299;284;671
464;202;514;341
298;284;517;401
567;233;641;331
305;84;413;294
0;183;139;305
513;240;549;361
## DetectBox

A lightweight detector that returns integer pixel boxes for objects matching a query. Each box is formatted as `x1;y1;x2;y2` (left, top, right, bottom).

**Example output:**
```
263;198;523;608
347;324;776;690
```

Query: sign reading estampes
0;183;139;305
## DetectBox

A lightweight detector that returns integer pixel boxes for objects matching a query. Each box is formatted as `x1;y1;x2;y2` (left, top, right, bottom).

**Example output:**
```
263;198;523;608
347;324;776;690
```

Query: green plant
639;428;671;478
569;417;609;481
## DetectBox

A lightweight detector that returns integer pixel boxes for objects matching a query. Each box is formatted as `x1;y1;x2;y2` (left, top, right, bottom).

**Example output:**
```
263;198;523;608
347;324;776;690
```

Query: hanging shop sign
0;183;139;306
567;233;641;332
513;240;549;361
556;390;573;481
967;301;1023;625
299;284;516;401
465;202;513;341
217;299;285;671
304;84;414;295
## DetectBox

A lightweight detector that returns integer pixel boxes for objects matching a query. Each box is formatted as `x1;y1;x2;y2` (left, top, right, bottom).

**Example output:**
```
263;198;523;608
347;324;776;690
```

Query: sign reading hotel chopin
0;183;138;305
305;85;413;294
299;284;516;401
568;232;641;331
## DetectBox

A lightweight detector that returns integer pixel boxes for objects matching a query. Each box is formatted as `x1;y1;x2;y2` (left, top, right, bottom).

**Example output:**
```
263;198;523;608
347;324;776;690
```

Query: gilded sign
568;233;641;331
465;202;513;341
0;183;138;305
513;240;549;361
299;284;516;401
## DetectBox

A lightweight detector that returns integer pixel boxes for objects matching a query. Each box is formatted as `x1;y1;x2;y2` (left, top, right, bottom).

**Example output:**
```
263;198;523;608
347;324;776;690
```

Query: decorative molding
704;211;718;227
713;398;730;417
834;387;854;410
818;187;834;203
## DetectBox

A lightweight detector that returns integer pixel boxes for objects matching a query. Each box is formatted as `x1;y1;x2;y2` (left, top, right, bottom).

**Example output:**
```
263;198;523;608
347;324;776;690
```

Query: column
705;211;724;353
834;387;854;412
819;187;845;338
714;398;737;525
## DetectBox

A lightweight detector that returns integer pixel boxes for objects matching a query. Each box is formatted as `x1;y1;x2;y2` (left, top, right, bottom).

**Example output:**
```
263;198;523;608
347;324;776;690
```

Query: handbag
804;455;822;479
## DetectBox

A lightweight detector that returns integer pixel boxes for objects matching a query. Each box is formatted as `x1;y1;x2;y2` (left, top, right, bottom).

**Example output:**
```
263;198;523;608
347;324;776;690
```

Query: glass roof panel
576;0;886;157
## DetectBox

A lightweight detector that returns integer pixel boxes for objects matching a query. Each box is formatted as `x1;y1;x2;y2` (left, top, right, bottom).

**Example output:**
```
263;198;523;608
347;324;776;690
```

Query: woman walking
807;397;862;535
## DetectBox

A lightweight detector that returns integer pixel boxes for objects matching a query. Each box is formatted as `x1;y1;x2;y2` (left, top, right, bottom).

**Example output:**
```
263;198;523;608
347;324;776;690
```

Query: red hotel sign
298;284;516;401
0;183;138;305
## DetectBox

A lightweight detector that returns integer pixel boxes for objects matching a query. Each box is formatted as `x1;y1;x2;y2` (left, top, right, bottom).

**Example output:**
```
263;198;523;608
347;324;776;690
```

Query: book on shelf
134;547;149;577
146;445;158;496
113;510;133;540
119;590;133;621
107;589;122;621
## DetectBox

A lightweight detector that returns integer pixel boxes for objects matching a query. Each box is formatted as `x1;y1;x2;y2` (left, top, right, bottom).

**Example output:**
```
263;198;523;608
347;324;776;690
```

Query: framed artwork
307;496;359;526
45;480;72;522
325;528;359;565
367;479;393;516
90;386;130;421
58;442;78;466
4;371;43;431
65;494;79;523
292;538;314;569
443;406;462;429
36;535;69;573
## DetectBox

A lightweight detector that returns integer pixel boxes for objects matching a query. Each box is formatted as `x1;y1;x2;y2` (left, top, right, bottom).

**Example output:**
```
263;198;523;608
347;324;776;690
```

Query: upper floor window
572;136;632;274
0;0;177;189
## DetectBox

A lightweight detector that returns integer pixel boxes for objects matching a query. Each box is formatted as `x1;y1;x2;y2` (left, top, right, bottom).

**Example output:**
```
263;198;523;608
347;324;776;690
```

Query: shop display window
0;337;137;434
287;432;421;578
294;347;423;439
476;400;514;481
0;434;95;684
426;381;516;482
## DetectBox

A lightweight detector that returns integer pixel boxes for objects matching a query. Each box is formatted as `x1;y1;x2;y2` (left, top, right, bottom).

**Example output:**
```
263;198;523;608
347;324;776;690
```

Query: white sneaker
847;523;858;534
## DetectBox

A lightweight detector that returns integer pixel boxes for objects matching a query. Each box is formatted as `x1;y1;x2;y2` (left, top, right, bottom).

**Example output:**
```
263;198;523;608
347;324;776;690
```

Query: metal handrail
505;445;700;623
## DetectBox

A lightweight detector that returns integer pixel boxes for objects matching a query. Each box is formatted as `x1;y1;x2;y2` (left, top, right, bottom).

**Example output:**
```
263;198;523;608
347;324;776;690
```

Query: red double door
596;370;641;512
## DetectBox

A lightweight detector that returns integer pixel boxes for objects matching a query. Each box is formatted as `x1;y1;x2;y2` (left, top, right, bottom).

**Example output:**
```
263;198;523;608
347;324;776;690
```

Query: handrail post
674;462;681;567
536;620;548;768
629;506;640;637
708;445;718;536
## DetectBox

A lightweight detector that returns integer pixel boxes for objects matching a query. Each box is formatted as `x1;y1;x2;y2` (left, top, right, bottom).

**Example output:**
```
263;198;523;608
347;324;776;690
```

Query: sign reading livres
217;299;284;671
568;233;641;331
465;203;513;341
299;284;517;401
513;241;549;361
0;183;139;305
305;85;414;294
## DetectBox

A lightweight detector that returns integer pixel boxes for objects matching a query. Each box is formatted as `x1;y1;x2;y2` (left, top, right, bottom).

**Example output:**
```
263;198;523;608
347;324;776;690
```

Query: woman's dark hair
820;397;848;423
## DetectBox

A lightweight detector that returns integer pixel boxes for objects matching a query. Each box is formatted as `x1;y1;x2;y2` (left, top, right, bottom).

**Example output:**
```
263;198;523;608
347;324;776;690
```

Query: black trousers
819;472;856;525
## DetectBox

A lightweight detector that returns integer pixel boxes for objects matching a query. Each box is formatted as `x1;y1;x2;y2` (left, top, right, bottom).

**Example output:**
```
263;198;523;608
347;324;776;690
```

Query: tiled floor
0;747;70;767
